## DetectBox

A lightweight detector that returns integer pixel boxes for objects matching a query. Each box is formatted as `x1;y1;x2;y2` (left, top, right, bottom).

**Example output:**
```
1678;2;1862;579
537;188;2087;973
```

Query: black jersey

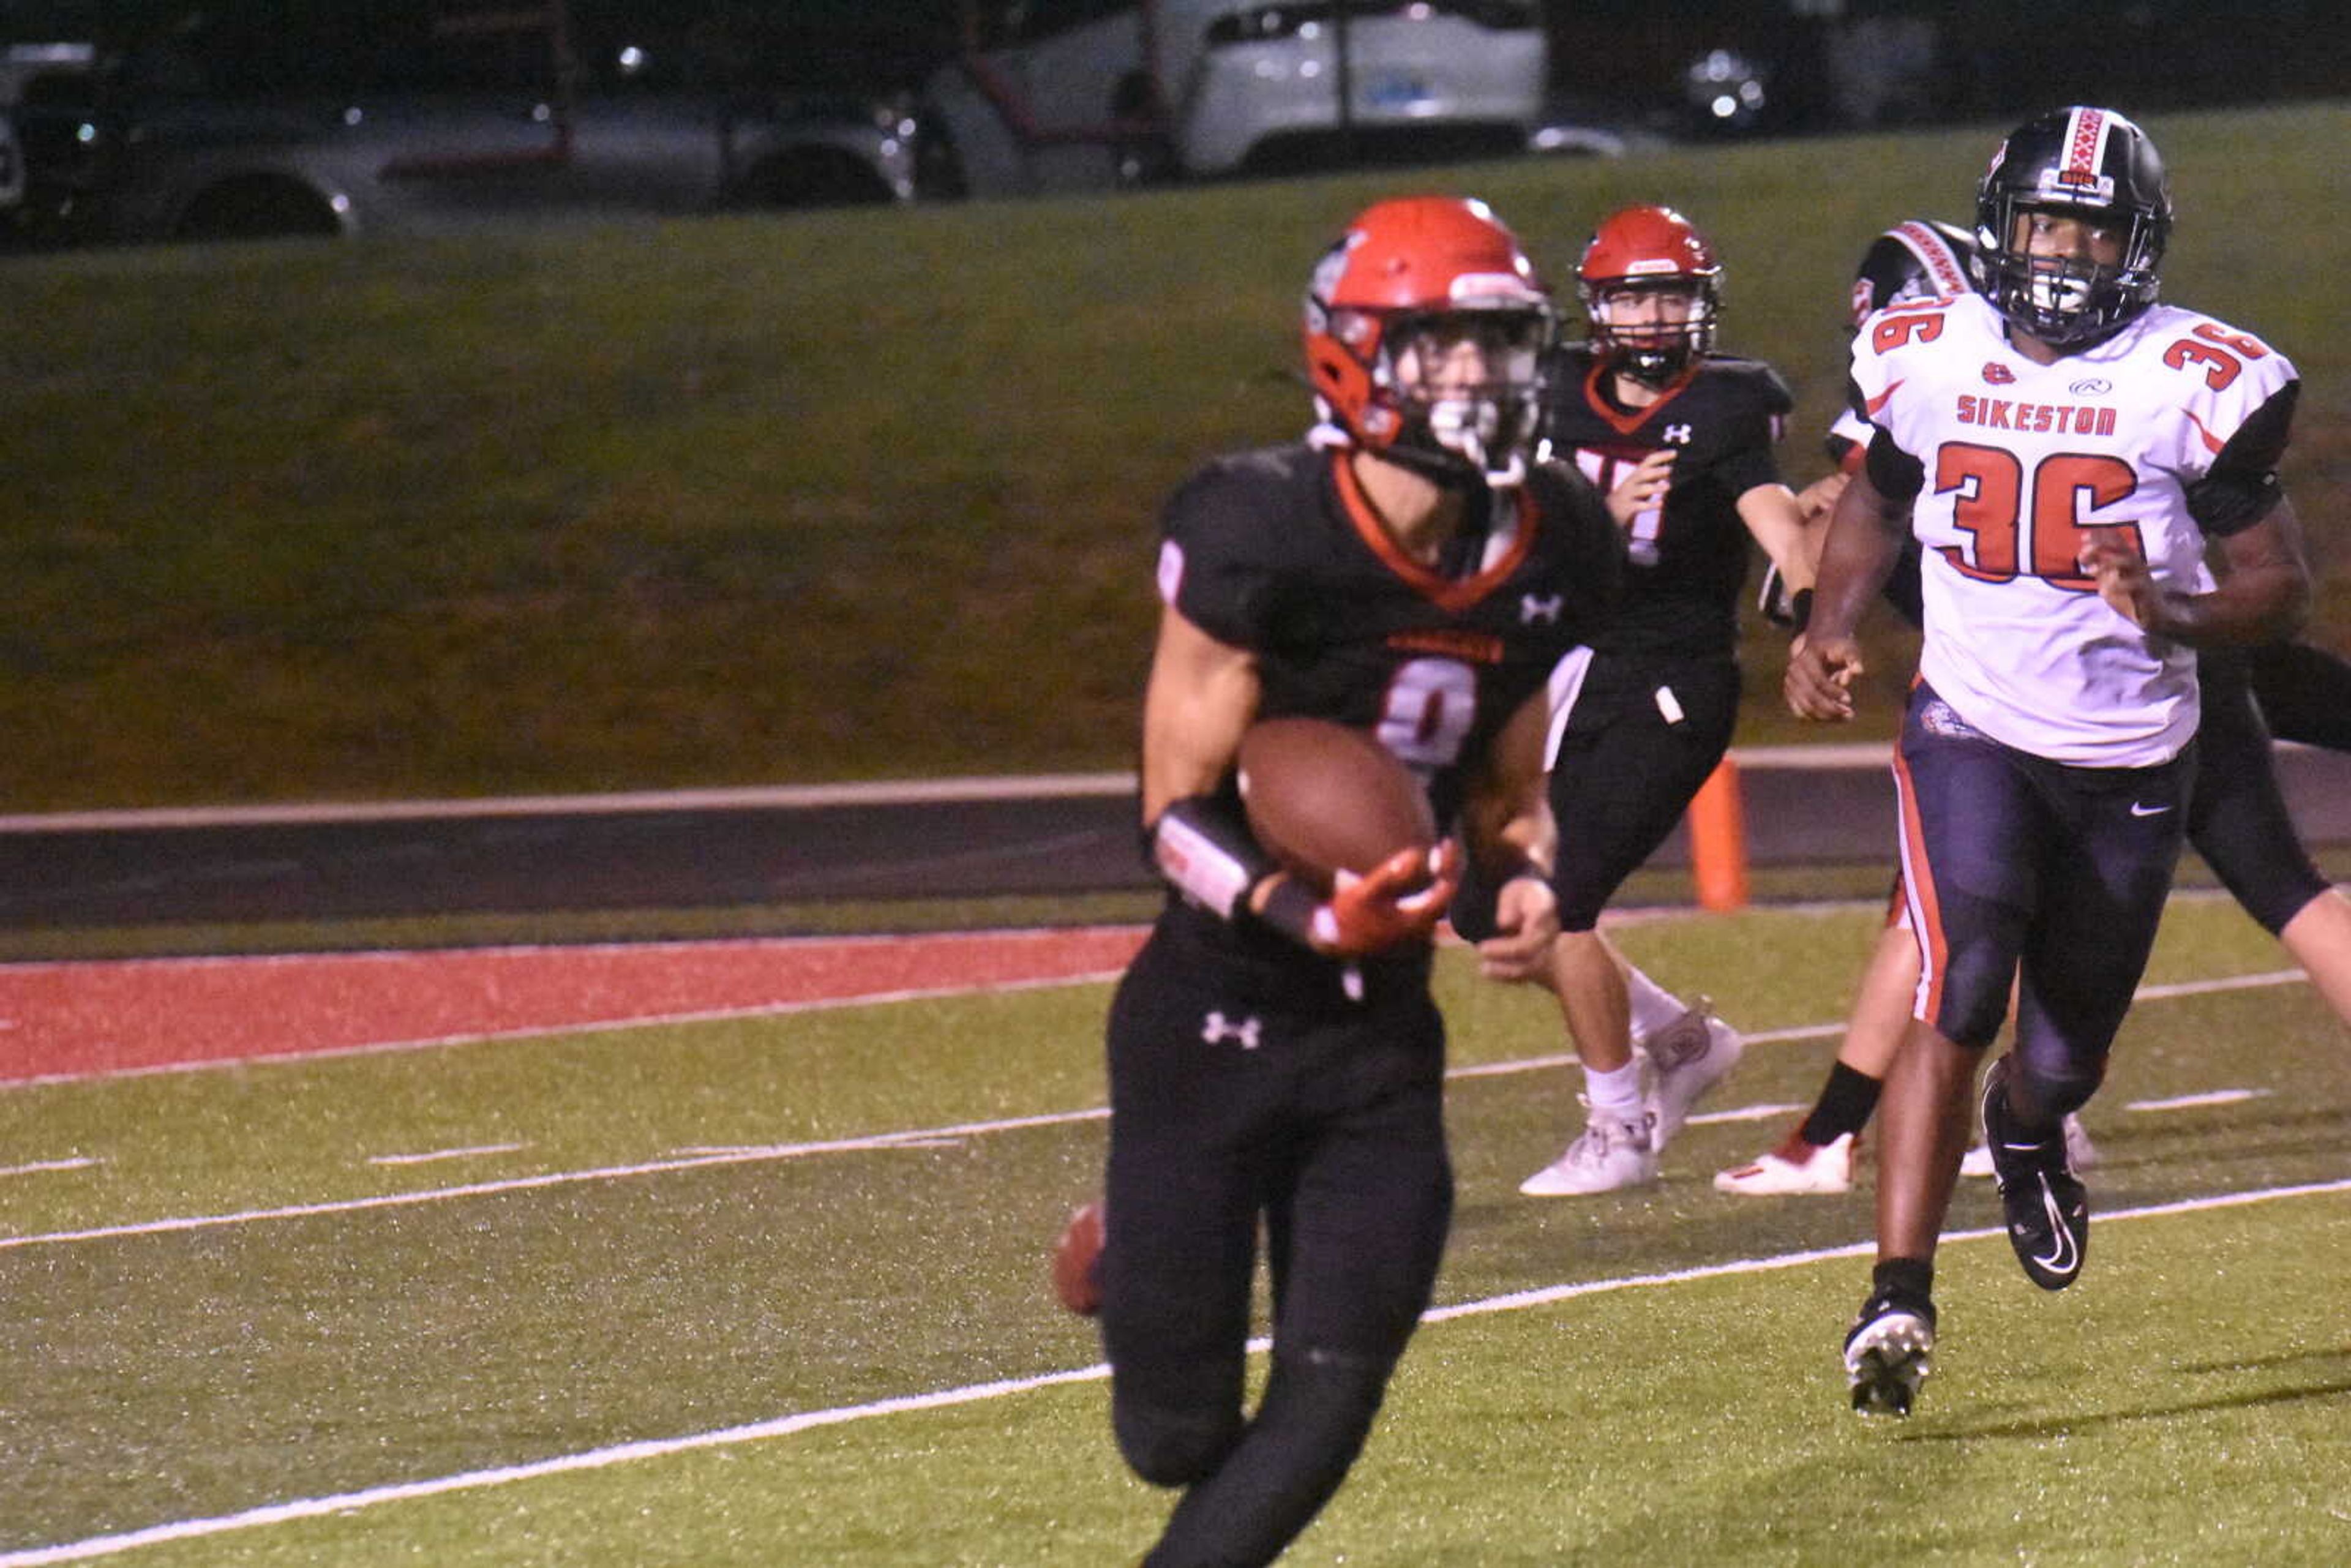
1160;443;1621;830
1541;347;1792;658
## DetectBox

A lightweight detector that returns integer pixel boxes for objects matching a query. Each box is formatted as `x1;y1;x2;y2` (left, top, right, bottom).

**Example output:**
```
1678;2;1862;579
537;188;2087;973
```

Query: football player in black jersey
1514;204;1813;1198
1052;196;1622;1567
1715;214;2351;1202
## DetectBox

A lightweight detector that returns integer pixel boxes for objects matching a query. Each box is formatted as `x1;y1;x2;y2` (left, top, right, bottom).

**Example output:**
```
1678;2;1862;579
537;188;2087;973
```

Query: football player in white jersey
1722;216;2351;1201
1786;107;2314;1417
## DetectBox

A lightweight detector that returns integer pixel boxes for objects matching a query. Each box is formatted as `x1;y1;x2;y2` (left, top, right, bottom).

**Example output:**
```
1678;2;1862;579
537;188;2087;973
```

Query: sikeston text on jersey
1955;396;2119;435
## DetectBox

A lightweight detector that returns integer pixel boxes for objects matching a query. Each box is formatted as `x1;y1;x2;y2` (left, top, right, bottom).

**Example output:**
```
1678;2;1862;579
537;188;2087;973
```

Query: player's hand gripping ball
1237;718;1439;894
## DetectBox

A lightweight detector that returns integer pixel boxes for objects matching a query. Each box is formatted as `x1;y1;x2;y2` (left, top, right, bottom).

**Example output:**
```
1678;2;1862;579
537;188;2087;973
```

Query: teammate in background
1717;216;2351;1199
1054;197;1622;1563
1789;108;2312;1417
1515;204;1811;1197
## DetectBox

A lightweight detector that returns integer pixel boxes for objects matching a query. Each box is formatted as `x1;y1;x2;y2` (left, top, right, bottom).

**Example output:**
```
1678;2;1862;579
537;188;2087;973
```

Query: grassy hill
4;102;2347;811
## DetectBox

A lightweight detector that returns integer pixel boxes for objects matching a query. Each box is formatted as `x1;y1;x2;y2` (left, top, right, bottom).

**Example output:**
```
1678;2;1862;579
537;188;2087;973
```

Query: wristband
1254;875;1323;947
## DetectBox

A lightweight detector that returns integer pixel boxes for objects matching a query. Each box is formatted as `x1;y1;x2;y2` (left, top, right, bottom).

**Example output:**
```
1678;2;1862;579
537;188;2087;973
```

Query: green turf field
2;103;2346;810
6;896;2347;1565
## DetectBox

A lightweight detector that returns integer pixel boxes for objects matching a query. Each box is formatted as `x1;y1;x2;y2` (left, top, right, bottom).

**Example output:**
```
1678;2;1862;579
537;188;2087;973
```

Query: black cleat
1981;1055;2090;1291
1844;1287;1937;1418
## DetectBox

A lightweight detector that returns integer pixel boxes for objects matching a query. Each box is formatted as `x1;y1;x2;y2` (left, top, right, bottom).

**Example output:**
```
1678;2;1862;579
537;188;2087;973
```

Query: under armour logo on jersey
1662;424;1694;445
1982;362;2017;384
1521;593;1564;624
1202;1011;1263;1050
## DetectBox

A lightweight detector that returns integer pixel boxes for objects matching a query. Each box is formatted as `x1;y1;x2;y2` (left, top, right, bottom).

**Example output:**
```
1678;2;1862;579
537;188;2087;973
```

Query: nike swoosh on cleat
2029;1176;2079;1275
2129;801;2172;817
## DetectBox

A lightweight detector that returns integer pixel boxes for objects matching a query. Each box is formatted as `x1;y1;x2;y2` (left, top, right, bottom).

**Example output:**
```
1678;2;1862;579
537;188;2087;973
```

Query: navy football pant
1892;685;2192;1116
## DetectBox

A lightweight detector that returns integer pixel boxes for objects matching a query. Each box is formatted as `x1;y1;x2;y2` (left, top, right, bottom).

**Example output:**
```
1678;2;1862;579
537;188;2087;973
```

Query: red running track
0;928;1149;1086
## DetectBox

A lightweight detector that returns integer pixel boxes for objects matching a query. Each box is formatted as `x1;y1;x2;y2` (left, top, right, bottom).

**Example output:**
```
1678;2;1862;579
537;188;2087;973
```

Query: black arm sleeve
2188;381;2298;538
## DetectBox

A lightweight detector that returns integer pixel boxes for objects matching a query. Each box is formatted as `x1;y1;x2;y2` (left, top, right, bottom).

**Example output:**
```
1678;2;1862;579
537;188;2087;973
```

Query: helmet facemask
1978;195;2165;347
1317;301;1554;487
1378;306;1553;487
1581;276;1718;387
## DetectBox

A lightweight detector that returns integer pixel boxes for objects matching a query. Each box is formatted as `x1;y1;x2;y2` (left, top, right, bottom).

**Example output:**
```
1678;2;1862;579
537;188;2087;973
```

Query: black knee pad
1116;1398;1242;1490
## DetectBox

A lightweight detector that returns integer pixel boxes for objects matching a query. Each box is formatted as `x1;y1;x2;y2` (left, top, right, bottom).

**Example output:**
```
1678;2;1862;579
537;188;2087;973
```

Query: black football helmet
1974;106;2171;347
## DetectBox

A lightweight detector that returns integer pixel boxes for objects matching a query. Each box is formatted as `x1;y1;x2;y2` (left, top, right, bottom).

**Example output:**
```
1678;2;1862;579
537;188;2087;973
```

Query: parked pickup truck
6;3;932;244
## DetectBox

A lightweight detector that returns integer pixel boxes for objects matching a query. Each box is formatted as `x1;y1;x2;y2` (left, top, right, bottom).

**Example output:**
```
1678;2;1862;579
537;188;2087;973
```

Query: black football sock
1799;1061;1884;1147
1872;1256;1934;1306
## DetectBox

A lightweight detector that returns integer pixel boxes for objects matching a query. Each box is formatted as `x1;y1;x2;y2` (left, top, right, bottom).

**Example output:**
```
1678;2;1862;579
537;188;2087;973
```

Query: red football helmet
1302;196;1553;486
1577;204;1722;386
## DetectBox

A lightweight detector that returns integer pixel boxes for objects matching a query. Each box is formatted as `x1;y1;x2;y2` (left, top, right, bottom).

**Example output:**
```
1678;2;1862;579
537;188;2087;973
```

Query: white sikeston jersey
1848;290;2297;765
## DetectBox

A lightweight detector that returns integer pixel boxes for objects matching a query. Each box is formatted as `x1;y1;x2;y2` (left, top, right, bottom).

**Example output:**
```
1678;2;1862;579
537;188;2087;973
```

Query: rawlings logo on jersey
1981;362;2016;384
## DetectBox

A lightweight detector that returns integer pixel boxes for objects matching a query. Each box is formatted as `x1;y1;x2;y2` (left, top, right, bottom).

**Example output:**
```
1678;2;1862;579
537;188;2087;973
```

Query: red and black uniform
1538;346;1793;929
1104;445;1616;1566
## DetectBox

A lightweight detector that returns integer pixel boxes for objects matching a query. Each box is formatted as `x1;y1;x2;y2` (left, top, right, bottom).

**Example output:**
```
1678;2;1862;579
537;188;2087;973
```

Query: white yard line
6;1175;2345;1568
365;1143;529;1168
0;966;2315;1253
0;1157;100;1180
0;1108;1112;1253
2125;1088;2273;1112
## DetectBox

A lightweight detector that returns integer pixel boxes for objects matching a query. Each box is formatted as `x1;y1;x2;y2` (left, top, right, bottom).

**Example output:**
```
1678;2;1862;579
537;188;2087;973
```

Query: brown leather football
1238;718;1438;893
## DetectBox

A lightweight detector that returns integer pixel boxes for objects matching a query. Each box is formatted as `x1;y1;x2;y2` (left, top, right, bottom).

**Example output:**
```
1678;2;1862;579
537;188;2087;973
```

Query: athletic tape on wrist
1152;795;1275;920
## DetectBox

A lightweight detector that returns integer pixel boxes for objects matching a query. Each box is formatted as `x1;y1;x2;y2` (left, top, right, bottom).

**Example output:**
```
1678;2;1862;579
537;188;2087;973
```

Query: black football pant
2189;650;2333;936
1101;918;1450;1568
1545;650;1740;931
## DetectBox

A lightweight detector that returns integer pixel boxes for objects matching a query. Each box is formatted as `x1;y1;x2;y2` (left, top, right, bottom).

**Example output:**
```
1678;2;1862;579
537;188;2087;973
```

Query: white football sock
1622;961;1689;1043
1583;1059;1646;1124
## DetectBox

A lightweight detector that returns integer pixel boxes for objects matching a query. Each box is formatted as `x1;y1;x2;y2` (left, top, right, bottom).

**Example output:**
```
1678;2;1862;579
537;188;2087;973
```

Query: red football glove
1309;840;1462;957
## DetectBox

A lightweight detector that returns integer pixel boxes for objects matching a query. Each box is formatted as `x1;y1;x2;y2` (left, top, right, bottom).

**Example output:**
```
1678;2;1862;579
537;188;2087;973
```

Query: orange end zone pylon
1688;756;1750;912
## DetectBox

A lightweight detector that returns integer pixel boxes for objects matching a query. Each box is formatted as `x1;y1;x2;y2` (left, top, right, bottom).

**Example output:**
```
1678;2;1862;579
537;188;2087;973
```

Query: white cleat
1714;1130;1854;1196
1520;1101;1659;1196
1961;1112;2096;1178
1644;1001;1745;1152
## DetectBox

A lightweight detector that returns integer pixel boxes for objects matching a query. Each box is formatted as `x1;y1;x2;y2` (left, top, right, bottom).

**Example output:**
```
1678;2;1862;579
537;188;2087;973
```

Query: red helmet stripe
1891;221;1970;298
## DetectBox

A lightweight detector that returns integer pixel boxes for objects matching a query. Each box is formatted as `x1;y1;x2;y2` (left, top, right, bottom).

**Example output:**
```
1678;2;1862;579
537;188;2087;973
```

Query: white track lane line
0;967;1136;1092
6;1176;2345;1568
0;967;2318;1253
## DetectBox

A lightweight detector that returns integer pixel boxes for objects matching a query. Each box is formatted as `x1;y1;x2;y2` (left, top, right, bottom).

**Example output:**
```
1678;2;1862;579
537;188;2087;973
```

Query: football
1238;718;1438;893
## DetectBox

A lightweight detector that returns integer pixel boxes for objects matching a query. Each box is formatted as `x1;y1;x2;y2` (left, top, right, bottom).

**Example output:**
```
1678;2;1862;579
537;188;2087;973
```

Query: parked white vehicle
924;0;1549;195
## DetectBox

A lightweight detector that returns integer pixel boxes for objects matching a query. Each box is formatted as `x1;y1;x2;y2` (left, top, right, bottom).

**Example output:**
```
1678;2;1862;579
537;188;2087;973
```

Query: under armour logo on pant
1202;1011;1263;1049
